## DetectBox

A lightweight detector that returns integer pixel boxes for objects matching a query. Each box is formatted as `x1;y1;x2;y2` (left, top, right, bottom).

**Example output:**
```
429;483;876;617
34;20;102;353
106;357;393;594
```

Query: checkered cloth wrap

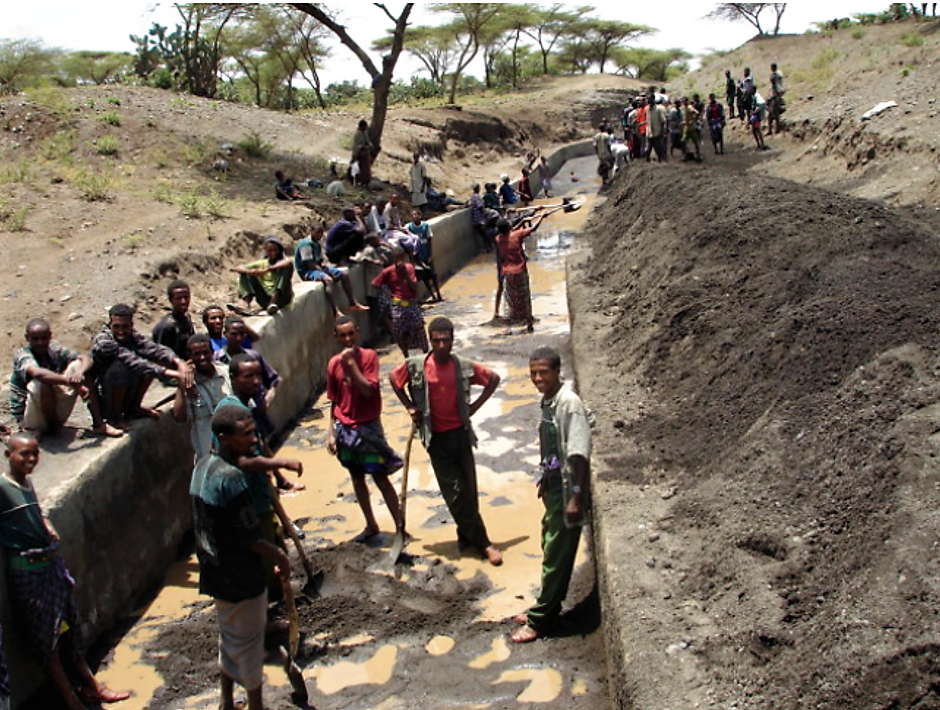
390;304;428;352
335;420;403;475
10;555;83;667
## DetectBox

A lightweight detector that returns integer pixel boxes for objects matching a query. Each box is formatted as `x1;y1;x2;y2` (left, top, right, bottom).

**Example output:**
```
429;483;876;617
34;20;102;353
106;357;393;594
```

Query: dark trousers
427;427;491;553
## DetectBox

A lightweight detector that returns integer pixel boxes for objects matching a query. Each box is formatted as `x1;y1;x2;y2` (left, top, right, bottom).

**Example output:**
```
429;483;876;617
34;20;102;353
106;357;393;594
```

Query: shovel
278;576;308;704
269;478;324;599
388;422;417;564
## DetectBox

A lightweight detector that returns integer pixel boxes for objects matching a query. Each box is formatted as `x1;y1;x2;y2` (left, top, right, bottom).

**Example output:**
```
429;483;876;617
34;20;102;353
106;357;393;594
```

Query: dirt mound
572;163;940;709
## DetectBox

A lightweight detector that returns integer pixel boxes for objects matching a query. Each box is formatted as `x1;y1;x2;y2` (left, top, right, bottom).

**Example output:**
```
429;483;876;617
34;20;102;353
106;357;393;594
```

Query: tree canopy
707;3;788;36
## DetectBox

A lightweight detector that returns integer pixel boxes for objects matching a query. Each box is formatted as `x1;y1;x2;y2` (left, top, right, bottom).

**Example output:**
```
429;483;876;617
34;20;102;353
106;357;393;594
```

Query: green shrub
812;48;840;69
96;135;119;155
100;111;122;126
72;169;113;201
24;87;70;116
179;140;211;165
107;97;121;106
0;201;30;232
39;130;77;161
237;131;273;159
901;32;925;47
0;160;30;184
852;28;866;39
203;193;230;219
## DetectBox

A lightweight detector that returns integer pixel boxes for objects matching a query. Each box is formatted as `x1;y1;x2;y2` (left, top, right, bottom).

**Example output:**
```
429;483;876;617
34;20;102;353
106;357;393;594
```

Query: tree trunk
289;3;413;157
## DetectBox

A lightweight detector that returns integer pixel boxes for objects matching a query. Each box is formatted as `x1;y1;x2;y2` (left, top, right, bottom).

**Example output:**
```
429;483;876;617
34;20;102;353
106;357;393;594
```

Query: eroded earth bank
570;162;940;710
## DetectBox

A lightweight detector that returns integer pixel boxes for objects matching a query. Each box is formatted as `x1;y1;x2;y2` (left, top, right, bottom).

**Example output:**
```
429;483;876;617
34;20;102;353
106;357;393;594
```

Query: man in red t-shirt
327;317;404;543
389;317;503;565
372;246;429;358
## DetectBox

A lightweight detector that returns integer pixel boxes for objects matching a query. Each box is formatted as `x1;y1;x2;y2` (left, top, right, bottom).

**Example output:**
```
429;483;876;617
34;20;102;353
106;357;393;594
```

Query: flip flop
509;624;539;644
226;303;253;317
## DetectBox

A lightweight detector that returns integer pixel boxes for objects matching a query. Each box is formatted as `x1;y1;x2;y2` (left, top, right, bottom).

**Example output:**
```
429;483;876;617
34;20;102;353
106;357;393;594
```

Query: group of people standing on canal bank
597;62;786;180
1;161;592;707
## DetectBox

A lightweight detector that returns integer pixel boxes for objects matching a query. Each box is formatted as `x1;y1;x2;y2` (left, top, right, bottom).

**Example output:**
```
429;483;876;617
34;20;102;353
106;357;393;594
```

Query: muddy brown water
46;159;612;710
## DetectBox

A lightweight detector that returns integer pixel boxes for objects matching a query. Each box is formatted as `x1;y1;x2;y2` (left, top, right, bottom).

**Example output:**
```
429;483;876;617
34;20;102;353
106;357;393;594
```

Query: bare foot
92;423;124;438
108;419;132;431
485;545;503;566
351;303;370;311
352;527;380;543
277;479;307;493
79;684;132;703
509;624;539;644
129;407;160;420
513;612;528;625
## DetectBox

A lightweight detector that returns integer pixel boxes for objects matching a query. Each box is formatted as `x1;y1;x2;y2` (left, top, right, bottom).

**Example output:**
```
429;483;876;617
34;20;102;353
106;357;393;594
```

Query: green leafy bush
237;131;273;159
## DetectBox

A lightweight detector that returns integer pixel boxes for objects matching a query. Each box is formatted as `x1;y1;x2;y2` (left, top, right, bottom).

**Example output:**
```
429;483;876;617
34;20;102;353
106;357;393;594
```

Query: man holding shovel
390;317;503;565
327;316;404;543
191;405;291;710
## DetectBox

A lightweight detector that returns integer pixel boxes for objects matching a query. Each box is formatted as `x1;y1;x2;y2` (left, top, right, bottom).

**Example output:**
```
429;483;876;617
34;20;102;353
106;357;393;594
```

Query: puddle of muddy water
88;164;607;710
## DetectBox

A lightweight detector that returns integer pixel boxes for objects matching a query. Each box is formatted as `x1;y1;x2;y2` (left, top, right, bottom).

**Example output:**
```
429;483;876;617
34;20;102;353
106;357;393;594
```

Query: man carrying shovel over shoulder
327;316;404;543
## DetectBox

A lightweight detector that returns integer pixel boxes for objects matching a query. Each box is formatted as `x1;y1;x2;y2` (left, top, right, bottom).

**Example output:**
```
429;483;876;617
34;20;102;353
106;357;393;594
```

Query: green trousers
238;268;294;309
526;478;582;632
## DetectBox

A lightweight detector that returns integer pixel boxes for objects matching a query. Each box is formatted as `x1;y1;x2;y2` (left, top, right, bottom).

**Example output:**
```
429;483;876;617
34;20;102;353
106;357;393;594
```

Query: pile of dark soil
572;162;940;709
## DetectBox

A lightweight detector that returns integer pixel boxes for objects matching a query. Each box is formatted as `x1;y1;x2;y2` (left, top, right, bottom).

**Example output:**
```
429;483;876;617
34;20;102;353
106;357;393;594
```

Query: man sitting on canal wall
10;318;121;439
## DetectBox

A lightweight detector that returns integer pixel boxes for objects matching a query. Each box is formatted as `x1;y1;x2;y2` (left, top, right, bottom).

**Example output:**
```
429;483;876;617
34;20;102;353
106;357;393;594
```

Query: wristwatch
571;485;583;495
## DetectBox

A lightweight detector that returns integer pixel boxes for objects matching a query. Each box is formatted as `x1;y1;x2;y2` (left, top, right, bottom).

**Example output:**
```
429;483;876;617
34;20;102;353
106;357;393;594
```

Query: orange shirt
637;105;648;135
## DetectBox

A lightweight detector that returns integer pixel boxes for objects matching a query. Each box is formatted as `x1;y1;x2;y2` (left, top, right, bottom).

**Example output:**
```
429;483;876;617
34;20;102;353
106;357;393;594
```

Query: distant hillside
675;18;940;207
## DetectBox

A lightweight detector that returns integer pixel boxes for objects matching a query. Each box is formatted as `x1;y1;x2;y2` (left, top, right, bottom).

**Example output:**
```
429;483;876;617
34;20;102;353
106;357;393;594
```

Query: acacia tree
0;39;58;94
429;3;502;103
707;3;787;36
558;18;653;74
254;6;329;109
490;4;541;89
61;51;133;86
522;3;588;74
289;3;413;155
609;47;690;82
374;25;455;86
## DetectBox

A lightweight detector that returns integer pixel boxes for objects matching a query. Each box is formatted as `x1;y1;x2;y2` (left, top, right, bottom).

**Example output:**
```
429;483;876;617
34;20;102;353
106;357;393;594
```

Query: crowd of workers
1;133;591;708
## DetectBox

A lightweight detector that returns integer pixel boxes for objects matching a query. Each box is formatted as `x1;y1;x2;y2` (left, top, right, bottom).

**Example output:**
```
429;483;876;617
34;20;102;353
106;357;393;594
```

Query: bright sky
3;2;893;84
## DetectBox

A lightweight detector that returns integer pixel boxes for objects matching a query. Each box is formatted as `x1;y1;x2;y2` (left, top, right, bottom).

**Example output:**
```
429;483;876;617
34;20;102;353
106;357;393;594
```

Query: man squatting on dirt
390;317;504;566
0;432;131;710
511;346;593;644
191;406;291;710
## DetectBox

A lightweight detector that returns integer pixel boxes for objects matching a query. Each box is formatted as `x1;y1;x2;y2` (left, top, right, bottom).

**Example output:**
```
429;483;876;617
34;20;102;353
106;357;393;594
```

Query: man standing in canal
389;317;503;565
327;316;404;543
191;406;291;710
511;346;593;643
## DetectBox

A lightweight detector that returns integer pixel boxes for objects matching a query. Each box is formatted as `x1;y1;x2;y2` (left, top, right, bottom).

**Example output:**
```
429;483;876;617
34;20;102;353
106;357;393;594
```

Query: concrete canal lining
2;139;596;708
